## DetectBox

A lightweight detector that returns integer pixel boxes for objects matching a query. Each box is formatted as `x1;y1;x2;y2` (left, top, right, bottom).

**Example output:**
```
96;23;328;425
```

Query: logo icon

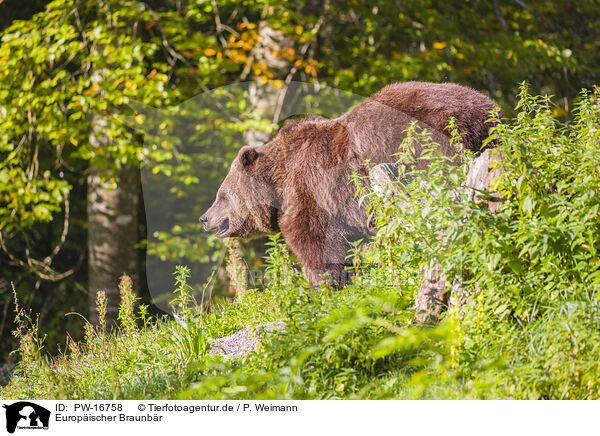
2;402;50;434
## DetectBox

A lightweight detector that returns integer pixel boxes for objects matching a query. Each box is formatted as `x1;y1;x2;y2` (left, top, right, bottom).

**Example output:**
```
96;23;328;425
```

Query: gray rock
0;363;16;387
209;321;285;358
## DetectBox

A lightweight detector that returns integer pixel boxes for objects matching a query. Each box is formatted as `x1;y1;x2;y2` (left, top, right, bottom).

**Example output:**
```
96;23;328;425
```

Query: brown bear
200;81;500;286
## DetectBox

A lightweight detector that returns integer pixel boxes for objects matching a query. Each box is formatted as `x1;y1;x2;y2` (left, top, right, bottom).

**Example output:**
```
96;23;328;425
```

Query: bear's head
200;145;280;239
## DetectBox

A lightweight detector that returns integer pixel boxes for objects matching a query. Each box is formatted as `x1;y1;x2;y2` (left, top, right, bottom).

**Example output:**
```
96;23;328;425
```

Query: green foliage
2;269;209;399
117;275;137;335
445;85;600;399
171;265;193;315
357;83;600;399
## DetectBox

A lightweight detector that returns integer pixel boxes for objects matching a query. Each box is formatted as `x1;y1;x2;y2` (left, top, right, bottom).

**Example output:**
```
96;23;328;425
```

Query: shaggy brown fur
201;81;501;285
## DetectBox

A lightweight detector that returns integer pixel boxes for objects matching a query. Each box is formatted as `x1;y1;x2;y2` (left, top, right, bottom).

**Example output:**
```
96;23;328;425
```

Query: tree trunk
414;149;504;322
414;262;450;323
87;114;139;327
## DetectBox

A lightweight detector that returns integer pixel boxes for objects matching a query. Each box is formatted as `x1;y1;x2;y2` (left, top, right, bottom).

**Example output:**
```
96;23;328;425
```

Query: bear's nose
199;215;209;230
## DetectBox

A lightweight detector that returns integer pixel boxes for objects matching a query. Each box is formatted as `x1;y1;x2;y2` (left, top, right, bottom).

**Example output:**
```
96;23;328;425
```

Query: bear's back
368;81;500;152
338;81;499;159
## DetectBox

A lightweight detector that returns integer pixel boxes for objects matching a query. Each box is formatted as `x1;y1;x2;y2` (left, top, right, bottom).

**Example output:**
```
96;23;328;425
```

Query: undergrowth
2;84;600;400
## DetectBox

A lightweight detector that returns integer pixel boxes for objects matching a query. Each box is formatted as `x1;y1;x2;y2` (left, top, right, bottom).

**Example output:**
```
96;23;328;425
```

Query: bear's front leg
304;263;353;288
281;226;353;287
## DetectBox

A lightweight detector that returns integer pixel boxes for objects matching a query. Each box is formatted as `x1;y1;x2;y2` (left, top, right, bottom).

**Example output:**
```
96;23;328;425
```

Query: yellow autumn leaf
204;48;216;56
135;114;146;124
70;137;79;146
295;25;303;35
490;175;503;191
433;42;447;50
553;107;566;117
83;88;93;96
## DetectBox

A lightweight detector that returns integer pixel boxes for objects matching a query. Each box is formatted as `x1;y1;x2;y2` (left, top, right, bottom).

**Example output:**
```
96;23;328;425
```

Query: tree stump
465;148;504;213
413;262;449;323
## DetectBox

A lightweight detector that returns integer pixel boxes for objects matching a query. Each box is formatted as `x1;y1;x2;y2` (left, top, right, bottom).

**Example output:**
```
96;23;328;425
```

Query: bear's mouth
215;218;230;237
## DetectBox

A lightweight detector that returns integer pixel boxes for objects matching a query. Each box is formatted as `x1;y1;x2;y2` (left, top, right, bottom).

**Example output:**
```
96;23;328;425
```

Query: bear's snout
199;213;219;232
200;211;231;237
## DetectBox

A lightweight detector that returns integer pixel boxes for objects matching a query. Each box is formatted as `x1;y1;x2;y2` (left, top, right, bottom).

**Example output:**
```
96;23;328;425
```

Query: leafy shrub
355;83;600;399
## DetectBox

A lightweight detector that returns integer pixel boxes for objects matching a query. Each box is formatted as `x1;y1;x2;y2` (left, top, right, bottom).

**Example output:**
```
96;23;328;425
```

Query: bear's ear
240;146;259;167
